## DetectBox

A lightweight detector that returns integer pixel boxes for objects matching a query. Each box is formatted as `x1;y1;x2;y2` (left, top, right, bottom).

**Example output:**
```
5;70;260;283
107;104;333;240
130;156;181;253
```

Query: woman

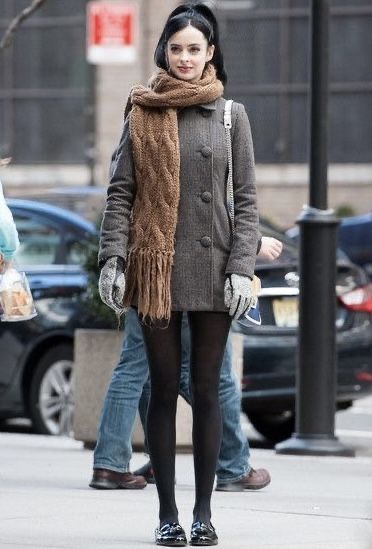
0;180;19;272
98;3;259;546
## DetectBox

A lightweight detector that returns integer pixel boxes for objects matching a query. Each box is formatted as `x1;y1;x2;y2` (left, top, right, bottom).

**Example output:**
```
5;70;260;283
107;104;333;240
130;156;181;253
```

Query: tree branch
0;0;48;51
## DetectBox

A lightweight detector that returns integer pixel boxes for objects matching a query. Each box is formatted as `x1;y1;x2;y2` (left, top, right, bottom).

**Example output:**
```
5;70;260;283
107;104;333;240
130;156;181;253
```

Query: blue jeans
94;307;250;483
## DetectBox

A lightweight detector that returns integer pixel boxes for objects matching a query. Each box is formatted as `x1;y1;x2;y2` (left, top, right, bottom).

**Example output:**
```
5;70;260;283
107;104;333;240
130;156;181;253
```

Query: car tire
29;344;74;436
246;410;295;444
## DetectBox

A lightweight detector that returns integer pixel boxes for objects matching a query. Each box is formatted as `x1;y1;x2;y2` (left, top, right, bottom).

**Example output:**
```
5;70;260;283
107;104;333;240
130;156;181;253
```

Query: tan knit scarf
122;64;223;321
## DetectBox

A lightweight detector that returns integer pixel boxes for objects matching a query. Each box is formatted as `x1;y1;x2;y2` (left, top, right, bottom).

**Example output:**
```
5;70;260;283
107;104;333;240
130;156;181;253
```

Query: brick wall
256;164;372;228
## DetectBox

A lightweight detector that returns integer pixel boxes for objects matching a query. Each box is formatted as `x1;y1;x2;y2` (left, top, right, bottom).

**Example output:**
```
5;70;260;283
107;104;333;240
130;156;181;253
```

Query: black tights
141;311;232;526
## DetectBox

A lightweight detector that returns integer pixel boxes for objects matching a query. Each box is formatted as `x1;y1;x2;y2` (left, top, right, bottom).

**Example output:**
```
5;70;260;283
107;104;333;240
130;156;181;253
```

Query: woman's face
166;24;214;83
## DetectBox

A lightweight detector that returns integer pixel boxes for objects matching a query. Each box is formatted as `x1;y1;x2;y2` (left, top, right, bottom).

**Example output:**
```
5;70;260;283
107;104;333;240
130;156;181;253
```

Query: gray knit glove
224;274;254;320
98;256;126;314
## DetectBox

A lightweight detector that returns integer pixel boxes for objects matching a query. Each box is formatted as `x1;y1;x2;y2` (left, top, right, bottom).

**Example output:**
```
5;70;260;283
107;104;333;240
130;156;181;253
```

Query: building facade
0;0;371;225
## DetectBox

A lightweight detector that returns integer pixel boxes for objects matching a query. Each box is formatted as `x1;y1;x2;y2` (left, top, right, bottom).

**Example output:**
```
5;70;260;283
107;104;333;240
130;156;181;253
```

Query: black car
287;214;372;279
1;200;371;442
338;214;372;279
0;199;106;435
235;222;372;443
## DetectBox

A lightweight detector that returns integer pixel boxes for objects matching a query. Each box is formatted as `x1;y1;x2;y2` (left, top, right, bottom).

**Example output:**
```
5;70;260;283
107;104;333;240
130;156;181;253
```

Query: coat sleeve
0;182;20;261
225;102;259;278
98;118;136;267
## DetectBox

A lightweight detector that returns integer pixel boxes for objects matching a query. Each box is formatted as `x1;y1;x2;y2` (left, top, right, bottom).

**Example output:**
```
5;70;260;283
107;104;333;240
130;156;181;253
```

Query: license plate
272;297;299;327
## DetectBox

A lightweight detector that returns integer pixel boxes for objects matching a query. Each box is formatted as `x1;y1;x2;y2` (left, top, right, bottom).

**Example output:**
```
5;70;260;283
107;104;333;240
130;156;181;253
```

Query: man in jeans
90;307;270;492
89;237;282;491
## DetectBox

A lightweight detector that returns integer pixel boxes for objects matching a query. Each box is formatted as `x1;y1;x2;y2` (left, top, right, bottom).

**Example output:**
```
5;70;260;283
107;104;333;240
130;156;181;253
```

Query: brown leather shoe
215;468;271;492
89;468;147;490
133;460;156;484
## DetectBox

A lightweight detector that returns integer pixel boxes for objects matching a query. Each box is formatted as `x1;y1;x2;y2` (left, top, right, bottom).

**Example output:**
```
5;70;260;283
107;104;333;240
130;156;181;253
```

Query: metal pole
276;0;354;456
309;0;328;210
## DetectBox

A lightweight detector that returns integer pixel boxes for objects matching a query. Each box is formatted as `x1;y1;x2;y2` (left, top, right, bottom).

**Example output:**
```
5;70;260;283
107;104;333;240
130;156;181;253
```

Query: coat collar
199;100;217;111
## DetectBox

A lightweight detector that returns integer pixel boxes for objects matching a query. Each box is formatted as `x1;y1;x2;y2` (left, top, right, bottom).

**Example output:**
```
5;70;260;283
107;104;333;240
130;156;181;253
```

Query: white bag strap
224;99;233;129
224;99;234;238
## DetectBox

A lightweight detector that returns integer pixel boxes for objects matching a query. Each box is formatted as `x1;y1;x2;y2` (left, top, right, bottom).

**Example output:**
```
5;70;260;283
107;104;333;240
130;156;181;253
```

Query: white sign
87;2;136;64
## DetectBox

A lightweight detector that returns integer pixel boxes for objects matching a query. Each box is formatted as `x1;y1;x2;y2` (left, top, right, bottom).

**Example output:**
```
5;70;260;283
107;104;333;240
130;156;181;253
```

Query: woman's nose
180;50;190;62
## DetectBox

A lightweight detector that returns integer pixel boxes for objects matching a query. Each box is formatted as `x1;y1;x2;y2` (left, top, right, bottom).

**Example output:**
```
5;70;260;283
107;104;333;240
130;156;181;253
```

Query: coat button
201;191;212;203
201;146;212;158
200;236;212;248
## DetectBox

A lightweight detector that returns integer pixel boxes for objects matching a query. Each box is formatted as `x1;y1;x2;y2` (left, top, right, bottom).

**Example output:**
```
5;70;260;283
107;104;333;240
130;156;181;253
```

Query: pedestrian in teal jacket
0;181;19;266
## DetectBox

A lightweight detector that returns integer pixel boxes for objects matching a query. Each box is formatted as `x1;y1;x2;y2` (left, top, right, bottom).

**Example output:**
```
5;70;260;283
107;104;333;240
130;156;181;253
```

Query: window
65;236;91;266
0;1;90;164
219;0;372;163
13;213;61;266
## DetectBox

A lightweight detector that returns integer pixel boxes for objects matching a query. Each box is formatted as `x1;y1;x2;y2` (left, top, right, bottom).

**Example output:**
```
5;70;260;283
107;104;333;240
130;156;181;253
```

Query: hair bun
193;3;217;24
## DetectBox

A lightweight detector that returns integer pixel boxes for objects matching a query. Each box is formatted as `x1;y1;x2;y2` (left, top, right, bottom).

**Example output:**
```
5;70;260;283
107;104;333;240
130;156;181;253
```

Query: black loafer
155;522;187;546
190;522;218;546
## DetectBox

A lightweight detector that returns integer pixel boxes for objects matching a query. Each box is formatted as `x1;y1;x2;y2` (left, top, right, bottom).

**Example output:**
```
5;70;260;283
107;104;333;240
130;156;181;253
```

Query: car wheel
29;344;74;436
246;410;295;443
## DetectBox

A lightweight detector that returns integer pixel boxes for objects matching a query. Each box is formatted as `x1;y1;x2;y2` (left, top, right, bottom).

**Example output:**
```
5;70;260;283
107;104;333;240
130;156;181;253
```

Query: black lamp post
275;0;354;456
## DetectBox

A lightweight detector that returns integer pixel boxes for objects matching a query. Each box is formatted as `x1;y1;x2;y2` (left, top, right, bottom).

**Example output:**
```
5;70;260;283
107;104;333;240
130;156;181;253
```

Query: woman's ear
206;44;215;62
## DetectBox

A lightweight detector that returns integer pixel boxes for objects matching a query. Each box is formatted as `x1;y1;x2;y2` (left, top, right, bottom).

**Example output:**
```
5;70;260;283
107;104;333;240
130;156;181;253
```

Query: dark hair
154;2;227;85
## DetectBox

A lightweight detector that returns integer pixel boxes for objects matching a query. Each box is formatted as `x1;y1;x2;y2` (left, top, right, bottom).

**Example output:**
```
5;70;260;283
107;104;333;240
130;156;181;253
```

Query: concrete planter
73;328;244;450
73;329;124;445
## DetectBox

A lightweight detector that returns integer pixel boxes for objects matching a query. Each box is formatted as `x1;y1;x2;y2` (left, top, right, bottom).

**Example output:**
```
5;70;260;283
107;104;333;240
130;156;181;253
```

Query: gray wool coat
99;96;259;311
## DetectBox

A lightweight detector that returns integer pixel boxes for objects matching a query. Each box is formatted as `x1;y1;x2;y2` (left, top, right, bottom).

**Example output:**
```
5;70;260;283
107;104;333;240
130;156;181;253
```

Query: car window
12;213;61;265
65;238;87;265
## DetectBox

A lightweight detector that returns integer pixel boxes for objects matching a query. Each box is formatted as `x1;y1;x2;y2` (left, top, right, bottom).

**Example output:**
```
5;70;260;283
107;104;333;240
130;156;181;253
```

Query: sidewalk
0;433;371;549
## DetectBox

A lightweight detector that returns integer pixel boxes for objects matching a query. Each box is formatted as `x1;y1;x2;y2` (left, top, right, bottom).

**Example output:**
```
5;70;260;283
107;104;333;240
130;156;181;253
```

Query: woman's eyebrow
169;42;202;47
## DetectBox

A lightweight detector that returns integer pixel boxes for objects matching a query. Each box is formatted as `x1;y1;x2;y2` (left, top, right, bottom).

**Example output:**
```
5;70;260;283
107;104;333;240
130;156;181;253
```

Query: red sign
87;2;136;64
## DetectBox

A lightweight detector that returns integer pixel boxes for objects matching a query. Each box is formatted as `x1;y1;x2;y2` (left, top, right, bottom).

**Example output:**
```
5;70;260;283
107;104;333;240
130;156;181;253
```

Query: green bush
335;204;356;218
81;218;118;329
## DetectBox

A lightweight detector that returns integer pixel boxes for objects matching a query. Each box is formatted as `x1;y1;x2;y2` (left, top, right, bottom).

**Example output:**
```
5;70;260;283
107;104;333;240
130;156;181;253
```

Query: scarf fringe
123;248;174;322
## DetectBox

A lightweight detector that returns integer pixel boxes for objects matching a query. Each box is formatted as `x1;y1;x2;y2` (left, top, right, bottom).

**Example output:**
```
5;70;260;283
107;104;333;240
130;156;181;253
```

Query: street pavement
239;395;372;459
1;431;372;549
335;396;372;458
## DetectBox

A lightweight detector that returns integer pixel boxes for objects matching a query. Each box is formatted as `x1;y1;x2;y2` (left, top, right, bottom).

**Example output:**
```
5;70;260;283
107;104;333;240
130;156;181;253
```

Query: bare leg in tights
141;311;232;526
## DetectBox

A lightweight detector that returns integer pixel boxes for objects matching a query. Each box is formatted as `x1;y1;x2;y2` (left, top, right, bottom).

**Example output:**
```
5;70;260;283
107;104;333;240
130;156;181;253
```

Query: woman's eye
190;48;200;53
170;47;181;53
